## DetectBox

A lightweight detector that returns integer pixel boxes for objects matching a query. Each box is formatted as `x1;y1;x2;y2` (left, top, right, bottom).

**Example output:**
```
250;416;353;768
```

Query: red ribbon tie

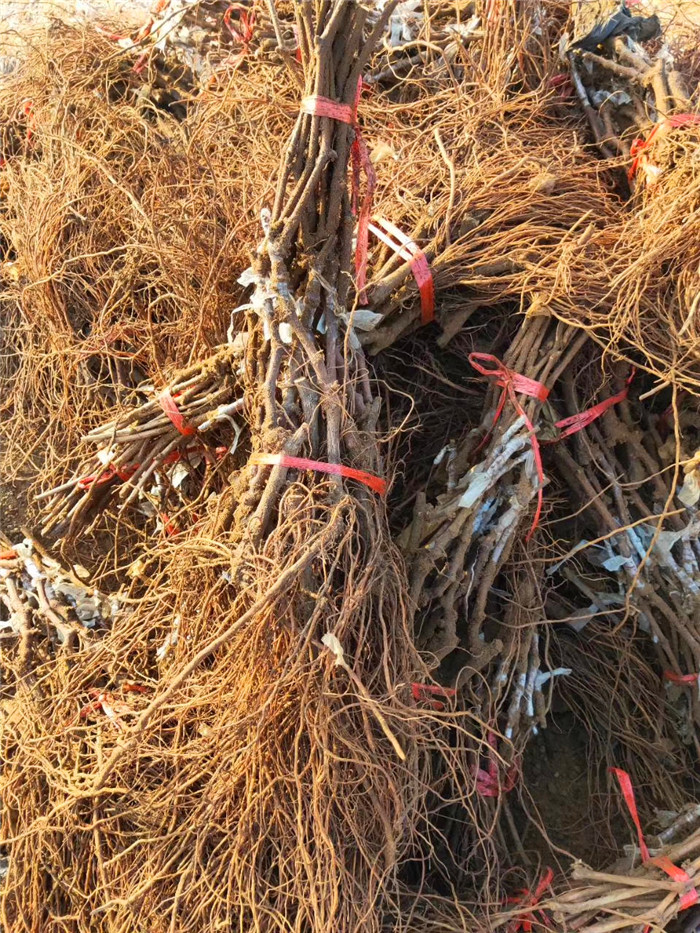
610;767;699;913
158;389;197;437
552;370;634;441
252;453;387;496
367;217;435;323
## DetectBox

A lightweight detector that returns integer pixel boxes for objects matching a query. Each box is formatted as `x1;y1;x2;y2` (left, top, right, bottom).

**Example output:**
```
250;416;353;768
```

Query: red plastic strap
97;0;171;47
549;72;573;99
533;868;555;900
301;95;354;124
468;353;549;539
609;768;651;862
251;453;387;496
664;670;699;686
475;762;518;798
629;113;700;181
411;682;456;711
650;856;699;910
507;868;554;933
158;389;197;437
472;730;518;798
78;464;138;490
469;354;549;403
133;51;150;75
552;370;634;441
224;3;256;44
76;444;223;492
95;24;130;41
160;512;179;537
367;217;435;324
134;16;155;42
134;0;172;42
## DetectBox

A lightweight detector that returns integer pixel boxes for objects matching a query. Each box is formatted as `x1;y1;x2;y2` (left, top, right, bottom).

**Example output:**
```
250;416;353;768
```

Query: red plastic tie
367;217;435;324
472;730;518;798
76;444;221;493
411;682;456;711
552;370;634;441
160;512;180;537
78;464;138;490
95;24;130;40
507;868;554;933
549;72;573;99
223;3;256;43
629;113;700;181
609;767;650;862
158;389;197;437
664;670;699;687
651;856;700;911
609;766;699;911
252;453;386;496
468;353;549;539
206;3;255;83
301;95;354;124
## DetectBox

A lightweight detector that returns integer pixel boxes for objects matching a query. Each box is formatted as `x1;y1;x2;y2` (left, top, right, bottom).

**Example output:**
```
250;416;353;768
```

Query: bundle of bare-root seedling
553;0;700;390
544;813;700;932
6;2;700;932
36;346;246;539
0;4;505;931
0;19;289;538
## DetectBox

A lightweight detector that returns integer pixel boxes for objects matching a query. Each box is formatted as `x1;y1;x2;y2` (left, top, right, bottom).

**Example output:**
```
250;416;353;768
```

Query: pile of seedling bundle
2;1;700;930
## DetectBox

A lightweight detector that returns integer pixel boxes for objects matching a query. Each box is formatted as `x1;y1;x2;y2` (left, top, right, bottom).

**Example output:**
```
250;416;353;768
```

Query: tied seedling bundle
0;4;486;931
5;2;700;932
0;21;284;520
558;2;700;390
